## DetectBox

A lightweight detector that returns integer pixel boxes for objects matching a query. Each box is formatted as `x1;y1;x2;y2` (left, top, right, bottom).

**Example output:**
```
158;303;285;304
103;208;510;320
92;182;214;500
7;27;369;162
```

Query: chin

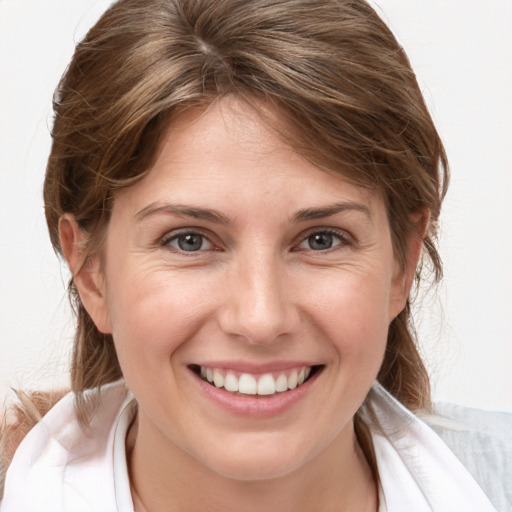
205;455;303;482
193;432;319;482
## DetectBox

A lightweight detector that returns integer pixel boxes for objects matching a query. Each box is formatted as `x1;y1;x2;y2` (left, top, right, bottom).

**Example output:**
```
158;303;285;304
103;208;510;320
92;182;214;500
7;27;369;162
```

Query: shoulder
1;381;134;511
366;383;507;511
421;403;512;512
1;389;68;500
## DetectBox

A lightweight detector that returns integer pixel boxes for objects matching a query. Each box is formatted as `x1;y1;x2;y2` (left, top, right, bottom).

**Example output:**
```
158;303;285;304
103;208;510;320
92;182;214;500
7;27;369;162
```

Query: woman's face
88;99;411;481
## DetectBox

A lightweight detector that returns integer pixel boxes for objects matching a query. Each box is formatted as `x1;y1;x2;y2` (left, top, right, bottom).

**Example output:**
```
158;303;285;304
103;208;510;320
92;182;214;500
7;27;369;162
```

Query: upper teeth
200;366;312;395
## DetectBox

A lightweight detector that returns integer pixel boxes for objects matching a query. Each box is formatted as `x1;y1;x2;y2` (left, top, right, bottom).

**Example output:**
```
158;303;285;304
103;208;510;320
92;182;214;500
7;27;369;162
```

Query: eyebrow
135;202;230;224
292;202;372;222
134;200;371;224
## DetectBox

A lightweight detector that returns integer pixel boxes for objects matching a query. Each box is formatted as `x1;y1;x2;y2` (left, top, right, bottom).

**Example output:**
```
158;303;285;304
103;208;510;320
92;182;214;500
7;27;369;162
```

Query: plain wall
1;0;511;411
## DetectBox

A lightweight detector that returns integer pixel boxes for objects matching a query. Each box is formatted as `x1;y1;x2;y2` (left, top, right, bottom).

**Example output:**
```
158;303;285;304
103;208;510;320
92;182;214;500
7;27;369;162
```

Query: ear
389;210;431;321
59;214;112;334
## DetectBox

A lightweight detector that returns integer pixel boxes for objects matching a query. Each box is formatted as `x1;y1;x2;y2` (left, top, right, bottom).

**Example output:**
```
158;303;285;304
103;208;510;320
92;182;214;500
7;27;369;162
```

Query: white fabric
1;381;499;511
366;385;499;511
423;402;512;510
1;383;135;512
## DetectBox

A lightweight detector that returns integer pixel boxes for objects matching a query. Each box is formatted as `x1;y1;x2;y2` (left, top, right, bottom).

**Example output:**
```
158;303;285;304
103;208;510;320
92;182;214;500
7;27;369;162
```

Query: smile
193;365;319;396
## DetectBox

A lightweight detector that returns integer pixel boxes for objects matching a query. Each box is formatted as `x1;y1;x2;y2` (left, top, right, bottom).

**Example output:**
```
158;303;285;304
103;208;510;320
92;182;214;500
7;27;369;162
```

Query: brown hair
44;0;447;420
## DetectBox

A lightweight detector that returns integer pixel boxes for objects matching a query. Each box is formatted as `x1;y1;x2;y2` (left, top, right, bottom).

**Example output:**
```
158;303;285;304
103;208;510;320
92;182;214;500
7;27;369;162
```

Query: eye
163;232;214;252
297;230;350;251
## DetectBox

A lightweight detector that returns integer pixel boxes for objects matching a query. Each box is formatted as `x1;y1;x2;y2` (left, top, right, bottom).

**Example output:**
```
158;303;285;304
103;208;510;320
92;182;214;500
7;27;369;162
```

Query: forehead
113;98;384;223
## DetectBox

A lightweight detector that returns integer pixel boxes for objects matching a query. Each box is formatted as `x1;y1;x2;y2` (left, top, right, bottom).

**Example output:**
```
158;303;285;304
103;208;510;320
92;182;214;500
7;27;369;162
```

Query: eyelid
294;227;354;252
159;228;217;253
157;226;354;254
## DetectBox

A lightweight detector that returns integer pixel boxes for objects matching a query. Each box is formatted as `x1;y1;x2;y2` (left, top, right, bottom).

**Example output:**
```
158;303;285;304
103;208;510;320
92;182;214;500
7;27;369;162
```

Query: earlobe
389;210;431;321
58;214;112;334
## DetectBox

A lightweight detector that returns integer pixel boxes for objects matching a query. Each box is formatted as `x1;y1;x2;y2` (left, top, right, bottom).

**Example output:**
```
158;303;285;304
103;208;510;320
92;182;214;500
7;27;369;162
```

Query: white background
1;0;511;412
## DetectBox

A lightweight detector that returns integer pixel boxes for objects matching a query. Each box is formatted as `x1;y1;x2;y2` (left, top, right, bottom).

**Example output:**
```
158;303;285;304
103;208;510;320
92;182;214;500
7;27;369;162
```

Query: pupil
309;233;333;250
178;234;202;251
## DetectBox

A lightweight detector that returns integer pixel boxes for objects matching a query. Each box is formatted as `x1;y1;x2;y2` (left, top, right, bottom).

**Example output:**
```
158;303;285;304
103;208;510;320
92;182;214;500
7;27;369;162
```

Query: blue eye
165;232;213;252
298;230;348;251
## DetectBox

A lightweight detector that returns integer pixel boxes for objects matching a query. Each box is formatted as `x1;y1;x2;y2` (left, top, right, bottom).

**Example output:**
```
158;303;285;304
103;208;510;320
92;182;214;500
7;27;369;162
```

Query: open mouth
189;364;323;397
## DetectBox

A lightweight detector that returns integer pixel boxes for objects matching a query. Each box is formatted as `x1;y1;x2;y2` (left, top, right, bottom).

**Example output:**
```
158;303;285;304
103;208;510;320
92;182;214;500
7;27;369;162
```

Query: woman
0;0;507;510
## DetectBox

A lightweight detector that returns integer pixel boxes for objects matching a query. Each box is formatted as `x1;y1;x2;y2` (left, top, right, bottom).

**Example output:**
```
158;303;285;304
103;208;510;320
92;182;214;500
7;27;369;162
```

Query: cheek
300;267;392;390
304;269;392;344
104;264;218;369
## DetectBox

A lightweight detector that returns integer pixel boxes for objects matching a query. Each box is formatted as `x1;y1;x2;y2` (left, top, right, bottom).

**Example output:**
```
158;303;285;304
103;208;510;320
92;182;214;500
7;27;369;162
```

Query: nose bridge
219;246;295;344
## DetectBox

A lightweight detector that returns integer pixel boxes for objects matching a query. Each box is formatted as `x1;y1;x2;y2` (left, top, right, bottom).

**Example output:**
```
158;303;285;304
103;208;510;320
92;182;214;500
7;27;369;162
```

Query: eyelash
160;230;214;254
295;228;353;253
159;228;353;254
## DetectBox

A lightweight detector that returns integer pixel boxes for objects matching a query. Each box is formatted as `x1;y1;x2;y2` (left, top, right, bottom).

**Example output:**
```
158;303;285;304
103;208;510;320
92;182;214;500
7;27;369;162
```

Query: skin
60;98;424;512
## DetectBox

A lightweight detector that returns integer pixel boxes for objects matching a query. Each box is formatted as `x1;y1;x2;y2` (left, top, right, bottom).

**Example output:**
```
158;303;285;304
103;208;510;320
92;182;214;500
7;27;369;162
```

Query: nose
218;250;297;345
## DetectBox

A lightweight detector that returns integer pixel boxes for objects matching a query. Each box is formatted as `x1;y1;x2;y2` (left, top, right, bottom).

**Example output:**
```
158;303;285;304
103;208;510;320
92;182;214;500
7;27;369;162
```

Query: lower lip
190;368;322;419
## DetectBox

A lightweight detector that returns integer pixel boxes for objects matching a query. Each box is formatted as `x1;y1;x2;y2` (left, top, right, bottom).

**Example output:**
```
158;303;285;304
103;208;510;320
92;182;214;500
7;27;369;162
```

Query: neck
127;414;377;512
